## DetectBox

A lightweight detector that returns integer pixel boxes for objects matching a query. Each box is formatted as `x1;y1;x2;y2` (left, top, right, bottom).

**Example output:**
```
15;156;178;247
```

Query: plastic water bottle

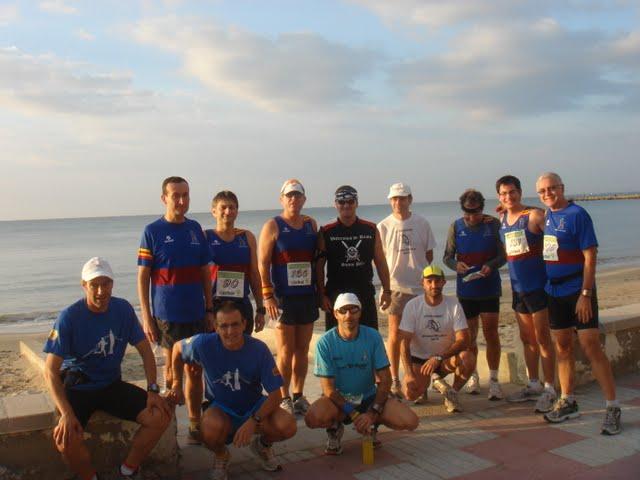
362;430;374;465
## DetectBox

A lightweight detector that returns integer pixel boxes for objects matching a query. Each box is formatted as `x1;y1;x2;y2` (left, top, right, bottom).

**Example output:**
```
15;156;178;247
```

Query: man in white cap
304;293;418;456
44;257;171;480
399;265;475;413
377;183;437;398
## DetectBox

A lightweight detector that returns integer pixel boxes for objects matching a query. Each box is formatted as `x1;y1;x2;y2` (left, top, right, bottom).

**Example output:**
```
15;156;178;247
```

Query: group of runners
43;173;622;480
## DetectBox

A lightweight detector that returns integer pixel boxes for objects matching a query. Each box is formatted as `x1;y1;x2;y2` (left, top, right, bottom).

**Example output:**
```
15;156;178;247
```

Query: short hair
212;190;239;208
537;172;563;186
459;189;485;209
495;175;522;193
214;300;244;320
162;176;188;195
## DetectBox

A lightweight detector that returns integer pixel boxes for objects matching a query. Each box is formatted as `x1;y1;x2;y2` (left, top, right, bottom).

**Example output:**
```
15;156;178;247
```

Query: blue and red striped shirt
271;216;317;297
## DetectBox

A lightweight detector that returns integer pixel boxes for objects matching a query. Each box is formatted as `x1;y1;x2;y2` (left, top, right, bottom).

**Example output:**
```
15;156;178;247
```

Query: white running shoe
506;384;544;403
280;397;294;415
443;389;462;413
488;380;504;401
250;436;282;472
293;395;310;415
390;379;404;400
464;372;480;395
534;389;557;413
324;423;344;455
210;449;230;480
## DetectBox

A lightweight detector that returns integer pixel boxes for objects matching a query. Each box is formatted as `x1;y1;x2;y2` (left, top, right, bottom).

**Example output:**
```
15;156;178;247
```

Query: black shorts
279;294;319;326
213;298;254;334
342;394;376;425
548;290;599;330
325;289;378;331
512;289;548;314
155;317;205;349
66;380;148;427
410;356;448;377
459;297;500;320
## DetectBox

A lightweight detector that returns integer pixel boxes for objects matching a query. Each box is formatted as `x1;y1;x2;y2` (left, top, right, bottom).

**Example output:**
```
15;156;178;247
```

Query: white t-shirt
377;213;437;294
399;295;468;359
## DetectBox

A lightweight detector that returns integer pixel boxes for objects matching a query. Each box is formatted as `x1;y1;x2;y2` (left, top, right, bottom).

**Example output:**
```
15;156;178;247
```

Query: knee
555;339;573;357
396;408;419;431
458;351;476;376
276;415;297;440
580;338;603;360
201;417;228;444
304;408;332;429
143;407;171;431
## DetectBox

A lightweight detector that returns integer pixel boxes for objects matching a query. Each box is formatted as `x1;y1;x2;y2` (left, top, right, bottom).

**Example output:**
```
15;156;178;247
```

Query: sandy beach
2;266;639;395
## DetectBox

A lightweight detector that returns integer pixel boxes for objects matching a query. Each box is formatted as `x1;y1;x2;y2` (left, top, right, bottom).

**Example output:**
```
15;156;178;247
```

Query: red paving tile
457;451;590;480
571;451;640;479
624;396;640;407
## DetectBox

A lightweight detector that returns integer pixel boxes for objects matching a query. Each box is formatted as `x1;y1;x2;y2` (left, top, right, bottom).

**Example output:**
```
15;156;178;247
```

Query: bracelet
263;295;274;301
349;410;361;421
262;285;274;294
383;289;392;295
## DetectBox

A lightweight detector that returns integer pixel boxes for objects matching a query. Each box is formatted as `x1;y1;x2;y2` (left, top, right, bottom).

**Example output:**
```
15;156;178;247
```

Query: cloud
390;20;639;118
39;1;77;15
131;16;378;111
75;28;95;41
0;47;155;116
0;4;18;26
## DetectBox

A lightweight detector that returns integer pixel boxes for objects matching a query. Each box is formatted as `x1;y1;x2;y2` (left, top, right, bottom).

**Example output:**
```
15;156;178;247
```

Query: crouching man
44;257;171;480
400;265;476;413
305;293;418;456
169;301;296;480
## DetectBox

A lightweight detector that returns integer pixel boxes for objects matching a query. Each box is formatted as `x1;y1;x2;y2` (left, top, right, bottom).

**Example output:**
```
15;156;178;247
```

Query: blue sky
1;0;639;220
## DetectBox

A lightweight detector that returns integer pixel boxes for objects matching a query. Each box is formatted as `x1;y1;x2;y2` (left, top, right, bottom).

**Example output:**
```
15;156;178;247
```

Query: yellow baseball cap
422;265;445;278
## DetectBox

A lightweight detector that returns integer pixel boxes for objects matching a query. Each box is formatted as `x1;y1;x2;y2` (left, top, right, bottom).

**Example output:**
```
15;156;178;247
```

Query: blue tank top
500;211;546;293
271;216;317;297
205;229;252;301
454;218;501;298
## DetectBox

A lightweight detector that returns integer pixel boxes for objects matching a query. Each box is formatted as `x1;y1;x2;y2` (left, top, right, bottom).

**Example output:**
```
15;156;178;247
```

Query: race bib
505;230;530;256
543;235;559;261
287;262;311;287
217;271;244;298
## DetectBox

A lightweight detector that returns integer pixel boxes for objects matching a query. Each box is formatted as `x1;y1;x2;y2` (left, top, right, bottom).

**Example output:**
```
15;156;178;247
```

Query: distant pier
574;193;640;201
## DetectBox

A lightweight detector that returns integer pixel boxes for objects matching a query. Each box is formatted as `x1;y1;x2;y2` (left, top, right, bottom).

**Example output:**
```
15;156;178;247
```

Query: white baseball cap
81;257;114;282
333;292;362;310
387;182;412;199
280;179;305;196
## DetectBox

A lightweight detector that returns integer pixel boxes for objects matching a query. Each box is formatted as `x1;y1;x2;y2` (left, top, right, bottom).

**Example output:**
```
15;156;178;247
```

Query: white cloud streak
39;1;78;15
0;4;18;26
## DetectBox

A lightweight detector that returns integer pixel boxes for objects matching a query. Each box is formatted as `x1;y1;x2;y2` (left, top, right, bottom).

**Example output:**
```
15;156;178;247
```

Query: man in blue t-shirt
169;301;296;479
304;293;418;456
137;176;214;443
536;172;620;435
44;257;171;480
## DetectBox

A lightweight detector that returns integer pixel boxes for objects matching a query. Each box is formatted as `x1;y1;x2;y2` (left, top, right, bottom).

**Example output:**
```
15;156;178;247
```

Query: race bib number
543;235;559;261
287;262;311;287
505;230;530;256
217;271;244;298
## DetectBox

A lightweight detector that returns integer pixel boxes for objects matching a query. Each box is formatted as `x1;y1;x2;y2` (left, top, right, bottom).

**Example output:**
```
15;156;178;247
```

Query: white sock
528;379;542;389
606;399;620;408
489;370;498;382
120;463;136;475
544;382;555;392
561;393;575;403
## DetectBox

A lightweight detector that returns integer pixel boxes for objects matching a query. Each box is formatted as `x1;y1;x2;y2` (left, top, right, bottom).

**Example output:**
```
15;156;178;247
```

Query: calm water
1;199;638;330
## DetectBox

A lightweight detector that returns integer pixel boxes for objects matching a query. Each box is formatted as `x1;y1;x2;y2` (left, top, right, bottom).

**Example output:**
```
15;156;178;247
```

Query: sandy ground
2;266;640;395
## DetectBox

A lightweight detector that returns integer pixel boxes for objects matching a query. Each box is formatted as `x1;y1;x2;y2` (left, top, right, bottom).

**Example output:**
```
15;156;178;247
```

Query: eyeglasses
337;306;360;314
336;199;356;205
537;184;563;195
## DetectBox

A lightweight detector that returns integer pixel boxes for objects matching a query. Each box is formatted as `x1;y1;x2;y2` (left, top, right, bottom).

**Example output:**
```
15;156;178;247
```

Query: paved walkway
175;372;640;480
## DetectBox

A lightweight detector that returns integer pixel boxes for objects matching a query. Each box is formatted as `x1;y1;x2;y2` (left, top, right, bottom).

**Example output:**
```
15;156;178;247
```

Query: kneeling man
44;257;171;480
400;265;475;413
305;293;418;455
170;301;296;480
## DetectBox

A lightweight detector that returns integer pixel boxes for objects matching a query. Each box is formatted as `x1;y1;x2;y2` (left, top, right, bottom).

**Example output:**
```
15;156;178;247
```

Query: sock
561;393;575;403
606;399;620;408
528;379;542;389
120;462;138;476
292;392;302;402
489;370;499;382
544;382;555;392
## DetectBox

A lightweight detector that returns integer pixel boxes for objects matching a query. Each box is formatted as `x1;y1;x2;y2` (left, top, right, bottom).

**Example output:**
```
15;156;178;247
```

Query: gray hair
536;172;563;187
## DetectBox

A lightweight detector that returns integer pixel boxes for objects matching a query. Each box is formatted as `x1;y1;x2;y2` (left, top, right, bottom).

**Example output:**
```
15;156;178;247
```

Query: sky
1;0;639;221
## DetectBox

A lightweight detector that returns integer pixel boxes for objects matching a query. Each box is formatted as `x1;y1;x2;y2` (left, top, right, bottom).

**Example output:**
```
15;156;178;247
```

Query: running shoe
117;467;139;480
210;449;230;480
390;379;404;400
280;396;294;415
601;406;622;436
464;372;480;395
534;389;557;413
431;376;451;396
506;384;543;403
443;389;462;413
543;398;580;423
324;423;344;455
250;436;282;471
187;424;202;445
413;389;428;405
488;380;504;401
293;395;311;415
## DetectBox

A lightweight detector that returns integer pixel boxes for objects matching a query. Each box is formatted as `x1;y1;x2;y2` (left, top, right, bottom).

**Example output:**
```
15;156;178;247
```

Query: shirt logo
459;230;467;237
214;368;247;391
282;226;290;233
427;319;441;332
83;330;122;358
341;240;362;263
556;218;566;232
190;230;200;245
238;236;248;248
164;235;174;243
211;239;221;246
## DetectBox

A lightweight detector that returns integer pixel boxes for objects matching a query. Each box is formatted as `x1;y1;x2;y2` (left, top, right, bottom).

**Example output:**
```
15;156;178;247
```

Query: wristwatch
370;402;384;416
432;355;443;362
581;289;592;297
147;383;160;394
256;306;267;315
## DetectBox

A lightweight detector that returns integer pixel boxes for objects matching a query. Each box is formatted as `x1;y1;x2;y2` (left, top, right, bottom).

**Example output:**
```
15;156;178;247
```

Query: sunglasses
336;199;356;205
537;184;562;195
337;306;361;314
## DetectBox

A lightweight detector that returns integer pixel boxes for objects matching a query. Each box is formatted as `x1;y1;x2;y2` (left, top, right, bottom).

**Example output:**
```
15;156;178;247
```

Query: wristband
349;410;361;421
342;402;355;415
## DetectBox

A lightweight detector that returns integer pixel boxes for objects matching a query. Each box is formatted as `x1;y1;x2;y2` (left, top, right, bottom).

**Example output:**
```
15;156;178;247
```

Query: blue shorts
203;396;267;444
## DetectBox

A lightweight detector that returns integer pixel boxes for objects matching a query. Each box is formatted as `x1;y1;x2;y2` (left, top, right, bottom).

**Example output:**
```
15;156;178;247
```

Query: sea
1;199;638;333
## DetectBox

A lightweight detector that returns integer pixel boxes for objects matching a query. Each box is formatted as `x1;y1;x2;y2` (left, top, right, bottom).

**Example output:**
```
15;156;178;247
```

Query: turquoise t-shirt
314;325;389;401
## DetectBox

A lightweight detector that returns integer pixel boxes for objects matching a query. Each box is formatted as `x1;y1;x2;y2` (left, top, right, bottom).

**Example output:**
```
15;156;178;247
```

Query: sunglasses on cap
462;205;483;214
336;199;356;205
337;305;361;314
